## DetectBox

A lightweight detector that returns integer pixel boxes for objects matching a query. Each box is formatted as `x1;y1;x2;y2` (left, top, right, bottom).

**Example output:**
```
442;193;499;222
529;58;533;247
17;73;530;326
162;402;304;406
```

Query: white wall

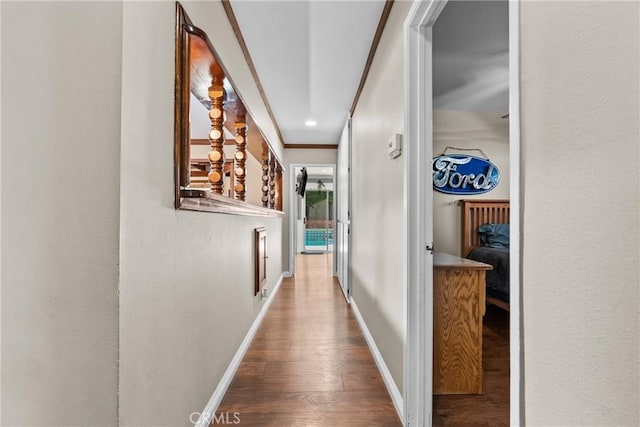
520;1;639;425
433;111;509;255
284;148;337;165
119;2;283;425
350;0;411;392
1;2;122;424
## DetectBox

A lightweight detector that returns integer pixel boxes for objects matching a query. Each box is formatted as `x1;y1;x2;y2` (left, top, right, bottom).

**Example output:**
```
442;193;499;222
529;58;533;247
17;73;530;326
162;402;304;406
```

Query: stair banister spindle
268;153;276;209
234;106;247;201
261;145;270;207
207;74;226;194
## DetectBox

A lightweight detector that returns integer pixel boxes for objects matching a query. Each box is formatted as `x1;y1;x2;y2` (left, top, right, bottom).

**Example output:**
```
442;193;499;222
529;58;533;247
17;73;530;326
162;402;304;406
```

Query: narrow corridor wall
119;1;284;425
521;1;640;424
350;0;412;393
1;2;122;424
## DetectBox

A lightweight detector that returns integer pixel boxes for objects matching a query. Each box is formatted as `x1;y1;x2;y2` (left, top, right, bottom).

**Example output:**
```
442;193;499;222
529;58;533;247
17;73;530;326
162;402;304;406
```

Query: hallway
215;254;402;426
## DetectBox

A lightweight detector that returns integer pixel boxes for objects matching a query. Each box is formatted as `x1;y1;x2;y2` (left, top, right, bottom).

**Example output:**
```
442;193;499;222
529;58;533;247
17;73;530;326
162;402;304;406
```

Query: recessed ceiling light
305;120;317;127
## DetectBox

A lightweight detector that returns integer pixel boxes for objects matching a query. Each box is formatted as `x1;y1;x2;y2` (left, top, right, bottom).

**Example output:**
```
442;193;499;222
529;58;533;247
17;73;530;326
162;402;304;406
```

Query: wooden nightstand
433;252;492;394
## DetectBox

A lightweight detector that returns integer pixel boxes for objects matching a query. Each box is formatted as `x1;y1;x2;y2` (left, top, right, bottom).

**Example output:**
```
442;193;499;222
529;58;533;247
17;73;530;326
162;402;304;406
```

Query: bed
460;199;510;311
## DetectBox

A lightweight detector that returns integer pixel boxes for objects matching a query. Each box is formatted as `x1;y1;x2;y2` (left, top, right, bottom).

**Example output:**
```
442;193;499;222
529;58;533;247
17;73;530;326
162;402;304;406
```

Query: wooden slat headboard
460;199;510;257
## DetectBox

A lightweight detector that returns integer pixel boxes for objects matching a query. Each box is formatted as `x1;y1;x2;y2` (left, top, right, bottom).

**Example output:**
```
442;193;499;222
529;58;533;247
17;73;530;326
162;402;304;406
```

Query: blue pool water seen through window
305;229;334;247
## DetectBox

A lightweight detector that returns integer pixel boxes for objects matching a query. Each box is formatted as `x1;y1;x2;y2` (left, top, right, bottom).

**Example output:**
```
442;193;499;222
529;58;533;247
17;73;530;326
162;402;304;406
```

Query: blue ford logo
432;155;500;195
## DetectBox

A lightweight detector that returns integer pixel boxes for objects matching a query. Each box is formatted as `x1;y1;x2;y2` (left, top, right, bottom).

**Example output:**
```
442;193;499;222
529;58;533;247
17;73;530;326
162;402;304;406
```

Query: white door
336;119;351;301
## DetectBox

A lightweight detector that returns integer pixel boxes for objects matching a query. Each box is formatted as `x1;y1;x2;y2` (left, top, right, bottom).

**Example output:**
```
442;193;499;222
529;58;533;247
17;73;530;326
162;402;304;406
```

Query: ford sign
432;155;500;195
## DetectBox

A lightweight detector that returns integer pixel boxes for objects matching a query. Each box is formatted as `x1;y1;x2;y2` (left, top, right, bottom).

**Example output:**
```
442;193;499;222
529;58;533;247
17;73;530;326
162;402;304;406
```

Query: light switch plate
388;134;402;159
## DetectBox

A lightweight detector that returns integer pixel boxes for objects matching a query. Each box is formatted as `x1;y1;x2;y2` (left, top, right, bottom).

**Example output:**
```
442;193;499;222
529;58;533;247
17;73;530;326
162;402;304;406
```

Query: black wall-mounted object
296;167;308;197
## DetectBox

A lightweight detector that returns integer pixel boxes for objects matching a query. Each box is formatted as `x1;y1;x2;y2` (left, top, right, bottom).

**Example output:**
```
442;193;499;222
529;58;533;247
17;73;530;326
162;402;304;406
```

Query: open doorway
430;1;510;425
404;0;521;425
290;164;336;271
296;166;335;254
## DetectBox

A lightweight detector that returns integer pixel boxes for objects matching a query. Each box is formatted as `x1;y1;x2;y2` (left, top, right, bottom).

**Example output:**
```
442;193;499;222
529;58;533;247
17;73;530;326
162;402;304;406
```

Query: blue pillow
478;223;510;248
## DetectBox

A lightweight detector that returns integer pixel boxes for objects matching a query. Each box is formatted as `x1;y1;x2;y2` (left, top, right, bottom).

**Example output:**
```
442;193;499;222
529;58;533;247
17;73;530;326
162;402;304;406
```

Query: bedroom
431;1;511;425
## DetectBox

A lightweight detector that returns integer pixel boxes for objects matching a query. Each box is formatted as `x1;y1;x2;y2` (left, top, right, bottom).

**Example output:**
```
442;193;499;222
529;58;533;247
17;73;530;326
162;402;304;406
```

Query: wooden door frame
403;0;523;425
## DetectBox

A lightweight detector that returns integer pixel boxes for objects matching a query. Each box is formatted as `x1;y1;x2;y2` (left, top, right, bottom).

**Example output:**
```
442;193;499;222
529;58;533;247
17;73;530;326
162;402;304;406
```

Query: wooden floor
433;305;510;426
215;254;402;426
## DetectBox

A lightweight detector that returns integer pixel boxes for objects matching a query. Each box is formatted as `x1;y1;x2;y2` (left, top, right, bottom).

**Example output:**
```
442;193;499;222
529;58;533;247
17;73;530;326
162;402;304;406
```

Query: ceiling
223;0;508;147
230;0;386;146
433;0;509;112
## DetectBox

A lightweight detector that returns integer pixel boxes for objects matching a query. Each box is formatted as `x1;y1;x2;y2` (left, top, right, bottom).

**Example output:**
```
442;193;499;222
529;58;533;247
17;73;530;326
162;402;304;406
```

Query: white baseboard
283;271;293;278
194;273;285;427
351;299;404;423
337;278;351;304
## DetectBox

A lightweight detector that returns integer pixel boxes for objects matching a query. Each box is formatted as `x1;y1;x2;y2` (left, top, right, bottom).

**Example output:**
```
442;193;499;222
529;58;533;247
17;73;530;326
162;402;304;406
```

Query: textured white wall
1;2;121;424
350;0;411;392
521;1;639;425
119;2;283;425
433;111;509;256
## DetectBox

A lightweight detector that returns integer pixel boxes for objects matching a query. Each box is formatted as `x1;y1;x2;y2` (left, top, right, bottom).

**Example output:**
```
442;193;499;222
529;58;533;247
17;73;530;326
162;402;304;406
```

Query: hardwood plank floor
433;305;510;426
215;254;402;426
